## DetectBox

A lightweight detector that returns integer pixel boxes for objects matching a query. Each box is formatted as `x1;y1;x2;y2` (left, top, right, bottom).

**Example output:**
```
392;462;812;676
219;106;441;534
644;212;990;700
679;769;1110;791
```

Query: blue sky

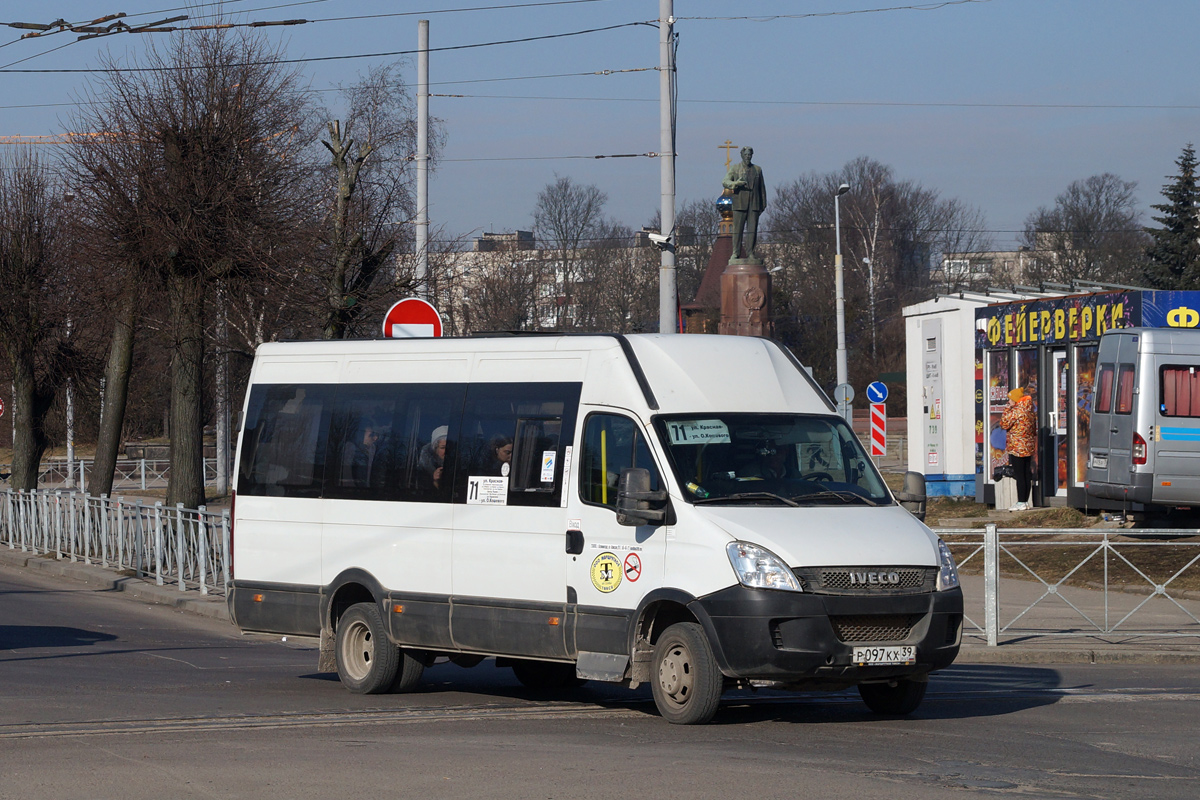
3;0;1196;251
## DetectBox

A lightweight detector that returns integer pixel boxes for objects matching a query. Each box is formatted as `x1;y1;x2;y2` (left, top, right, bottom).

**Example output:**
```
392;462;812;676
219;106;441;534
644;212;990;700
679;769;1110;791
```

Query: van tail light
228;491;236;579
1132;433;1147;465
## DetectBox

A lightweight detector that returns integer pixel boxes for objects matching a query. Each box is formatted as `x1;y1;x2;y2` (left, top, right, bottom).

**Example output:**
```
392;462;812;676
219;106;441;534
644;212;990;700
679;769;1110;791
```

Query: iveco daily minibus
229;333;962;724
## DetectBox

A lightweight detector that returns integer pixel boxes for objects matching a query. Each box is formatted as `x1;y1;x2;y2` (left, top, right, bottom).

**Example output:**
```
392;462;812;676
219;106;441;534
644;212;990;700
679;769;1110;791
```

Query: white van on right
1087;327;1200;515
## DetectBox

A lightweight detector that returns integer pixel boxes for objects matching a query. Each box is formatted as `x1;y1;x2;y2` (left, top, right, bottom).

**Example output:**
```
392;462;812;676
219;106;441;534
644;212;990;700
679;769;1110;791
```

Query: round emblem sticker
624;552;642;582
590;552;622;593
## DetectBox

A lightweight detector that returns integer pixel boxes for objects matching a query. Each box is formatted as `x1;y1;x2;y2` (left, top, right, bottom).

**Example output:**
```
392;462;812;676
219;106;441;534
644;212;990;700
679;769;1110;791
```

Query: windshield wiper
694;491;800;507
789;489;880;507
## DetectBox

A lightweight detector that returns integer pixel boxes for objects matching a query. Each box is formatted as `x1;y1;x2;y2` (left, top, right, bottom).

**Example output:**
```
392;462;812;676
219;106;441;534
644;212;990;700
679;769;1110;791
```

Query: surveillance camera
647;232;671;249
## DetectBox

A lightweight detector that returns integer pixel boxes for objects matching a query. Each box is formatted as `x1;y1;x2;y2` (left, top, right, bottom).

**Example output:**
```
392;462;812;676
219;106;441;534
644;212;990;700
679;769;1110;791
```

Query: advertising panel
975;292;1138;350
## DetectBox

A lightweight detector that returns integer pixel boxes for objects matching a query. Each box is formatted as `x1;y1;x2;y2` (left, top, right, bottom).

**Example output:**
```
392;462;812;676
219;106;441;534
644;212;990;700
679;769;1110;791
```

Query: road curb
955;643;1200;665
0;545;231;622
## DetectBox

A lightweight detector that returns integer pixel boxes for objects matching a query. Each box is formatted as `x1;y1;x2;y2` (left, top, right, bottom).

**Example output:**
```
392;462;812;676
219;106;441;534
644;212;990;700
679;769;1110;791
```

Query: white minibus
230;333;962;724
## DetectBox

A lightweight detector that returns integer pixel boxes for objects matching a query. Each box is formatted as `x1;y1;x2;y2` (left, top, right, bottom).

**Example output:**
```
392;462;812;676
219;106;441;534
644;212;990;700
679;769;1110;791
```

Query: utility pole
215;285;230;496
657;0;676;334
66;317;75;487
834;183;851;424
416;20;430;301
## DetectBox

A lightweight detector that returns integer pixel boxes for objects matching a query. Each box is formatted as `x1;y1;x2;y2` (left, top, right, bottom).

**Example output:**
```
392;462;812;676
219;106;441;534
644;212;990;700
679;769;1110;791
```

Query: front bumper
693;584;963;683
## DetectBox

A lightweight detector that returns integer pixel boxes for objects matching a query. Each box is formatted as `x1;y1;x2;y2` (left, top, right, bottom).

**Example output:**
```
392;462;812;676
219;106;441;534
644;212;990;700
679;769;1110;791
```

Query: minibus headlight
936;539;960;591
726;542;803;592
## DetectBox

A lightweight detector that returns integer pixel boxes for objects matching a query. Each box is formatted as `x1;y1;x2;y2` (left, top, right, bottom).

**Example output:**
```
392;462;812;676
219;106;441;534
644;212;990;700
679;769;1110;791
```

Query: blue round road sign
866;381;888;404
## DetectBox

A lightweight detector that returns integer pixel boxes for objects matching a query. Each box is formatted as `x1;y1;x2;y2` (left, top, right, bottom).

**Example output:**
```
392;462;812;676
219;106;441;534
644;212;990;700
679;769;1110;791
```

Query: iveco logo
849;571;902;586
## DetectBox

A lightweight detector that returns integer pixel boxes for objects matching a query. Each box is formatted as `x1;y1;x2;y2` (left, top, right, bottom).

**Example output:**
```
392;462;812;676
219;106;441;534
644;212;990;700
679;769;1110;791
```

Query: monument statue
722;146;766;262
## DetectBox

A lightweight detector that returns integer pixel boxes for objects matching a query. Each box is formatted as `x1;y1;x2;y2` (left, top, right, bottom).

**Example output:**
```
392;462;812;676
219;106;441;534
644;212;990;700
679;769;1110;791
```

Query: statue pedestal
719;258;772;337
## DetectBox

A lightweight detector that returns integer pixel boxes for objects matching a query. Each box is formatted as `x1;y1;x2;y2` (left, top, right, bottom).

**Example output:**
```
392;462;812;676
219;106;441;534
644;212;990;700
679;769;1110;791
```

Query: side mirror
894;471;927;522
615;467;669;527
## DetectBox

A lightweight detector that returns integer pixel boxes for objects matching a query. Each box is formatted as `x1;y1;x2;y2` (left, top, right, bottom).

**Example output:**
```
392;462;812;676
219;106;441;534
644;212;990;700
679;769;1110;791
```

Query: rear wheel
390;649;426;693
335;602;399;694
511;660;584;690
858;678;927;715
651;622;723;725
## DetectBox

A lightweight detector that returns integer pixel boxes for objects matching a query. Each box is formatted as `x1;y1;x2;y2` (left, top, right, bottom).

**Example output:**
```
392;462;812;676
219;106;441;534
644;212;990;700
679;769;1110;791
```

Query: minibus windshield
654;414;891;506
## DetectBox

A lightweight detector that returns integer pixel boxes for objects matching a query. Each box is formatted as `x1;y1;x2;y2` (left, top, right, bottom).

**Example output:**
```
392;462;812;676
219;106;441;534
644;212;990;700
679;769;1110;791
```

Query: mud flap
318;626;336;673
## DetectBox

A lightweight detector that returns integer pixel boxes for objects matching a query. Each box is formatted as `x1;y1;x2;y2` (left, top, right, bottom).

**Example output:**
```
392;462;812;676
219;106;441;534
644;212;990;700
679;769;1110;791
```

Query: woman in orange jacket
999;387;1037;511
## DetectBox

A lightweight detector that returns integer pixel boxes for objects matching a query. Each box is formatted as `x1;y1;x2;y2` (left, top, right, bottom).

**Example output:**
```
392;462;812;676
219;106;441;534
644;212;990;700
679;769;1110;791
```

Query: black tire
335;602;399;694
651;622;724;725
858;678;927;715
511;659;584;690
390;649;426;693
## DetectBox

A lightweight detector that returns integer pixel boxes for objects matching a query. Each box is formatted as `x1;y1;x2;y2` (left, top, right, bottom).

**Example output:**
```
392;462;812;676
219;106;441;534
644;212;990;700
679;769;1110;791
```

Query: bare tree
768;156;990;400
1021;174;1148;285
646;198;721;307
316;63;442;339
533;176;608;329
576;223;658;332
69;29;314;508
0;151;73;489
458;248;543;333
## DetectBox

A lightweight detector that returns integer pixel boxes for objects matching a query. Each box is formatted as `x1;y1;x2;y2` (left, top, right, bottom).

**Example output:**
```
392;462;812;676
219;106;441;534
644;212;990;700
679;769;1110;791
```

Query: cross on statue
719;139;738;168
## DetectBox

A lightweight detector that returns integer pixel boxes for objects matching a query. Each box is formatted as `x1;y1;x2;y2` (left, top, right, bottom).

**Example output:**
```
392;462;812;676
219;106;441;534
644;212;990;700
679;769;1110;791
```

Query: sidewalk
5;542;1200;666
0;543;229;622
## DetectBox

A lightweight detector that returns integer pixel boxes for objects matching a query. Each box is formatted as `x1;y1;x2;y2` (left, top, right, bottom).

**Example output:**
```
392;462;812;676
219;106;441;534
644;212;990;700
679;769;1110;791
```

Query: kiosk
906;288;1200;509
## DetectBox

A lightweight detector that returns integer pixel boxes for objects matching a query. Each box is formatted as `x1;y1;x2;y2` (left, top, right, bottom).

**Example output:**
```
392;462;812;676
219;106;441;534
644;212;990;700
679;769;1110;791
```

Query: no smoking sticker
590;552;622;593
624;553;641;582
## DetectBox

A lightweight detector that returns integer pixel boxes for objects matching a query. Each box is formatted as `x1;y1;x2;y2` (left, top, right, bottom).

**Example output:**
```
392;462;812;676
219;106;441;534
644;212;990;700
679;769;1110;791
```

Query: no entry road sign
382;298;443;338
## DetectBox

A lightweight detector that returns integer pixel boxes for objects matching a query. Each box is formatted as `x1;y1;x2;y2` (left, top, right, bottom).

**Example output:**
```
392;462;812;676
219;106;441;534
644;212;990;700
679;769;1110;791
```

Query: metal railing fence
1;489;229;596
942;525;1200;644
2;458;224;491
5;489;1199;643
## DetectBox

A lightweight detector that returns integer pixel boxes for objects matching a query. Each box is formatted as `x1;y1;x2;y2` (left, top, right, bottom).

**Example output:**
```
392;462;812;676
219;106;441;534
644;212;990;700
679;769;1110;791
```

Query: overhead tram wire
418;93;1200;111
111;0;615;26
0;20;655;73
2;0;618;42
0;66;657;110
675;0;993;22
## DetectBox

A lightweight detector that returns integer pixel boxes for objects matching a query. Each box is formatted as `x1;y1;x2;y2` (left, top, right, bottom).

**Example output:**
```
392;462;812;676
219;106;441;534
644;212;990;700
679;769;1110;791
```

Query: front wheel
858;678;927;715
651;622;724;724
335;602;400;694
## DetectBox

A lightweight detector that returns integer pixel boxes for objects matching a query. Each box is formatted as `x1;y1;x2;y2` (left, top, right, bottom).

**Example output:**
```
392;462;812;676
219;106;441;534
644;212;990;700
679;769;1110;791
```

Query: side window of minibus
1094;365;1114;414
580;414;661;510
1115;364;1136;415
452;382;581;507
1161;366;1200;417
322;383;466;503
238;384;332;498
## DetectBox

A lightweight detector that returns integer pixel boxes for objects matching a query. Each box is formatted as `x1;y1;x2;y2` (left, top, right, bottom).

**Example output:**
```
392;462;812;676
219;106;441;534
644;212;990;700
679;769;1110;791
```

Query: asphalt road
2;564;1199;800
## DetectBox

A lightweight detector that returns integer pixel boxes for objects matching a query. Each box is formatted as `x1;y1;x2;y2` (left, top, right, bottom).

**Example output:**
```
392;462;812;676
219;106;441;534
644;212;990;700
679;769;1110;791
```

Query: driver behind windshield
739;444;796;481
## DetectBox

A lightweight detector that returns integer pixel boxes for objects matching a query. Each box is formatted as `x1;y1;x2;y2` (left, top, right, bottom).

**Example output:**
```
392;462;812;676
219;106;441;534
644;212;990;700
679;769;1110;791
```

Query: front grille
794;566;935;595
830;614;922;643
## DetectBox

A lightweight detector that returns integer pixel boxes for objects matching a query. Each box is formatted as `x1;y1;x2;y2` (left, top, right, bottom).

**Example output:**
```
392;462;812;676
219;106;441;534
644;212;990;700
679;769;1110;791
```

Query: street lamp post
834;183;851;424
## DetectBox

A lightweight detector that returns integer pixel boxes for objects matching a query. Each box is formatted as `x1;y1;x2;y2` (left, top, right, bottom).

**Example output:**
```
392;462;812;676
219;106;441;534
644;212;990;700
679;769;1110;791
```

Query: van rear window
1161;366;1200;417
1116;364;1135;415
1094;365;1114;413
